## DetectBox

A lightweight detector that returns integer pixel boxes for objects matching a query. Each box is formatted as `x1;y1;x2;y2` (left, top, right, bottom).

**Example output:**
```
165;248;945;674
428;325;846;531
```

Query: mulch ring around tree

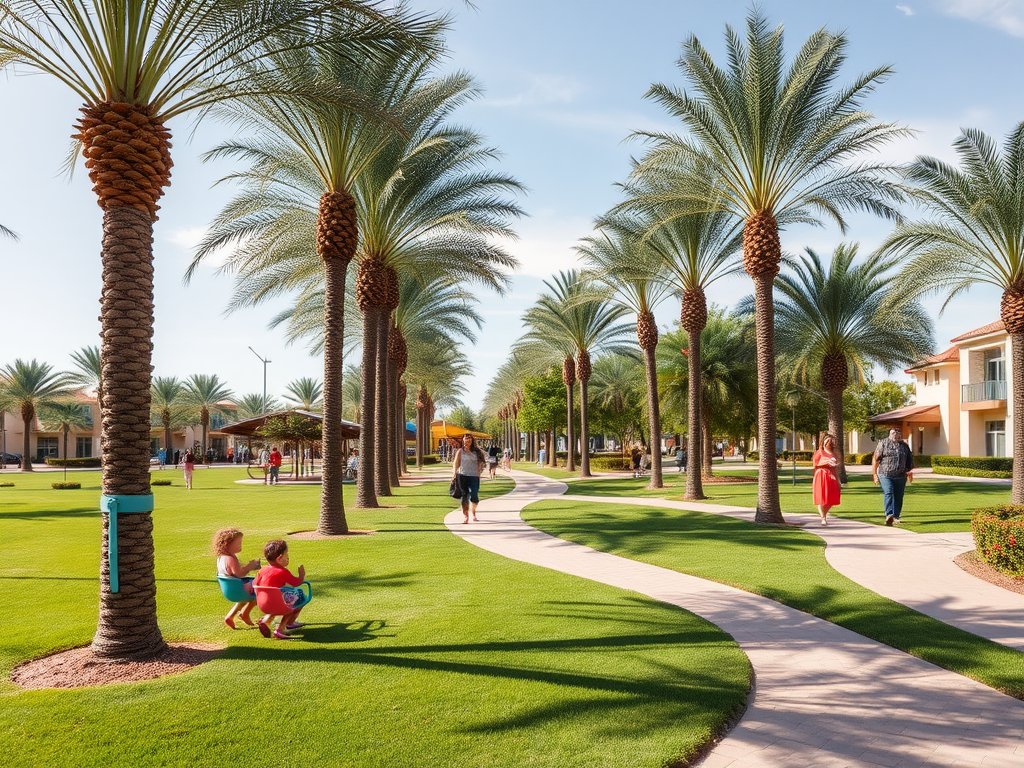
289;529;376;540
954;550;1024;595
11;642;224;690
699;475;757;484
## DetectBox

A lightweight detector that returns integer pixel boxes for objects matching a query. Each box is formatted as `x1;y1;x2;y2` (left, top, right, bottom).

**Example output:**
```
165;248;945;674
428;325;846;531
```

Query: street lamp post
786;391;800;485
248;347;271;415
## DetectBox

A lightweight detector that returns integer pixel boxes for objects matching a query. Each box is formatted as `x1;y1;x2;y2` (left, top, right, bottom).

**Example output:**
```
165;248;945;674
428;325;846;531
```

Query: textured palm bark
682;306;706;500
825;386;849;485
702;408;713;479
385;357;399;488
93;205;165;660
640;345;664;489
752;272;784;523
20;403;34;471
162;415;172;459
547;428;556;467
318;252;350;534
355;308;380;508
373;313;391;497
1012;333;1024;504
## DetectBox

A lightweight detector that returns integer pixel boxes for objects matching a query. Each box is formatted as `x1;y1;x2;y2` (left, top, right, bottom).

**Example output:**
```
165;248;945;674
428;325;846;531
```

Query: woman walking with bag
812;435;842;525
452;434;486;524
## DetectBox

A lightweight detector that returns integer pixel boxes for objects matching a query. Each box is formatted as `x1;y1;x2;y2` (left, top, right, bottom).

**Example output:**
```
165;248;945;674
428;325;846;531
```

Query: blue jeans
879;475;907;519
458;475;481;504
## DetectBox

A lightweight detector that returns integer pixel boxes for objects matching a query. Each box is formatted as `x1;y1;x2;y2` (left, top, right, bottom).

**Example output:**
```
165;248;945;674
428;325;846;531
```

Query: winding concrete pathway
446;471;1024;768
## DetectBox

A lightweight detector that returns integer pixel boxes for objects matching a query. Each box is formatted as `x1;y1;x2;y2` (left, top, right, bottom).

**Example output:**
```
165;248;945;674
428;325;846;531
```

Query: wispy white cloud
896;4;915;15
933;0;1024;37
163;226;236;270
485;74;582;108
504;216;591;278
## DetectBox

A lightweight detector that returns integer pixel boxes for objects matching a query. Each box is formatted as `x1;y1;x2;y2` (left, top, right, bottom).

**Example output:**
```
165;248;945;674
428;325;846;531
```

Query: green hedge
933;455;1012;472
51;482;81;490
45;457;101;468
846;453;874;465
972;505;1024;575
0;482;13;487
780;450;814;461
151;479;172;486
933;466;1012;479
407;455;441;465
590;455;630;471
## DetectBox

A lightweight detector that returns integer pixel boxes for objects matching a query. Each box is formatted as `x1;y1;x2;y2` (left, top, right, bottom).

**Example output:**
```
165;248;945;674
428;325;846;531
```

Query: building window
984;348;1006;382
923;371;929;386
76;437;92;458
986;420;1007;457
36;437;58;462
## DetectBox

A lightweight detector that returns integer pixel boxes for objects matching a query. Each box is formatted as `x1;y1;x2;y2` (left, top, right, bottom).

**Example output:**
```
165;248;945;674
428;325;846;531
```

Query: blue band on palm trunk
100;494;154;594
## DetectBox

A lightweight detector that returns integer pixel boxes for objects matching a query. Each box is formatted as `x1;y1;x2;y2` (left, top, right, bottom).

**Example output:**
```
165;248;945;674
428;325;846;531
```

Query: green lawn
522;498;1024;699
510;462;581;480
567;469;1011;533
0;469;749;768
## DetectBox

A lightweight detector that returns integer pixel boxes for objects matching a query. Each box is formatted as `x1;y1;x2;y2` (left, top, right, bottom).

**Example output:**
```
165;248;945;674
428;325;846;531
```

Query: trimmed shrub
46;457;101;468
780;451;814;461
51;482;81;490
933;466;1012;480
846;453;874;465
972;505;1024;575
151;479;172;486
747;450;758;461
932;455;1013;472
0;482;13;487
407;455;441;466
590;455;630;471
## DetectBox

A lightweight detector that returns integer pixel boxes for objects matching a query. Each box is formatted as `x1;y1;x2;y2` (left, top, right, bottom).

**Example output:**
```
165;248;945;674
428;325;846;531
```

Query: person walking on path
268;445;283;485
812;434;841;525
675;445;687;474
872;427;914;525
452;434;486;523
182;448;195;490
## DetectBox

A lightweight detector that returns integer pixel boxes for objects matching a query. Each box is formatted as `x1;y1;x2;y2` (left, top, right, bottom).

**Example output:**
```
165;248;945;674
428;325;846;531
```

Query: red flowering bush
972;505;1024;576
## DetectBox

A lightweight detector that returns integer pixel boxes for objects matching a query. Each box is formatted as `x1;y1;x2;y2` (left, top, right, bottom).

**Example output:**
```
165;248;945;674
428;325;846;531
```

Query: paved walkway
446;470;1024;768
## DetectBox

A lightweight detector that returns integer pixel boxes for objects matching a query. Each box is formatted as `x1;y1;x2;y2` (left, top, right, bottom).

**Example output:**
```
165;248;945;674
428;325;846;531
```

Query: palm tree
880;125;1024;500
183;374;233;458
39;400;90;479
0;0;435;661
658;310;757;478
284;377;324;411
0;359;73;471
69;346;102;409
150;377;187;458
760;245;934;483
236;393;282;420
521;271;635;476
0;222;17;239
626;9;908;522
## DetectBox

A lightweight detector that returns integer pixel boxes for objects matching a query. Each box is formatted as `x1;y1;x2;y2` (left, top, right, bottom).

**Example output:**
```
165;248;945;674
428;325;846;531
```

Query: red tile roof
950;320;1004;343
905;346;959;373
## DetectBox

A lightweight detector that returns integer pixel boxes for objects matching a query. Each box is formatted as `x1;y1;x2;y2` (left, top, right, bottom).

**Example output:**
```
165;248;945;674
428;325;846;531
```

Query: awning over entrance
866;404;940;427
218;410;361;440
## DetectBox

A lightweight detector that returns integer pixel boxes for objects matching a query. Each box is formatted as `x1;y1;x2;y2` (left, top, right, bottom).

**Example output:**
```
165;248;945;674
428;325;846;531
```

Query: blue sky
1;0;1022;413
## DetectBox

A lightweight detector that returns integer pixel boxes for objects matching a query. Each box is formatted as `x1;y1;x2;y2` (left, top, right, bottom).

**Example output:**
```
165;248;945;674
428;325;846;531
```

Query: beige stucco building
871;320;1010;458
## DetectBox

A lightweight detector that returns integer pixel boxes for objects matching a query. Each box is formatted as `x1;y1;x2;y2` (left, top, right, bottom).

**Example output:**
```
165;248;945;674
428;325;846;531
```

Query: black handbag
449;476;463;499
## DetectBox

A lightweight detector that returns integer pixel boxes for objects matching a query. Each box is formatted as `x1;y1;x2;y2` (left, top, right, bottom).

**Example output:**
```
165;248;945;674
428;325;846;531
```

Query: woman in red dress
812;435;841;525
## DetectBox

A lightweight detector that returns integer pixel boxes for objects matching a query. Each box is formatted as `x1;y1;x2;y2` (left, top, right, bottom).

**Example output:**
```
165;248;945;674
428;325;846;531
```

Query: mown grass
0;468;750;768
568;469;1011;533
522;498;1024;698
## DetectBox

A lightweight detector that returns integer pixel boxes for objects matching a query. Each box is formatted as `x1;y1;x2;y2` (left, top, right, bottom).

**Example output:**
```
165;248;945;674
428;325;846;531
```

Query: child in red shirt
255;540;308;640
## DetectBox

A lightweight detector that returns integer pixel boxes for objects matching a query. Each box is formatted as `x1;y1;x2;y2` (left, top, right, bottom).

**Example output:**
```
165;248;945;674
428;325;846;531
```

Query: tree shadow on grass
312;570;418;595
0;507;98;521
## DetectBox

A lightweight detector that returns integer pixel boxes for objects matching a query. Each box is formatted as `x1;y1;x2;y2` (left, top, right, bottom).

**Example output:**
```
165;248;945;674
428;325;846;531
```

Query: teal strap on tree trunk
100;494;154;594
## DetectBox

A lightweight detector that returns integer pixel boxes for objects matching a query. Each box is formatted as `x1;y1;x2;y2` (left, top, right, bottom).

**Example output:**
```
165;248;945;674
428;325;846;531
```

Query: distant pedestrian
268;445;283;485
182;449;195;490
631;447;641;476
872;427;914;526
675;446;687;474
486;444;499;479
812;435;841;526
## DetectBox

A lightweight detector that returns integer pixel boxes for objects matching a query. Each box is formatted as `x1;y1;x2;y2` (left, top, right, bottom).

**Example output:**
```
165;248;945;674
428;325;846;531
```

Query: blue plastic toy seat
217;575;256;603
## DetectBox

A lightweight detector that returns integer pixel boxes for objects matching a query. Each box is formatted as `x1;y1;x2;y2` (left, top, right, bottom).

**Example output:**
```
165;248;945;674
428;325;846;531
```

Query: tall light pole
786;390;800;486
249;347;271;415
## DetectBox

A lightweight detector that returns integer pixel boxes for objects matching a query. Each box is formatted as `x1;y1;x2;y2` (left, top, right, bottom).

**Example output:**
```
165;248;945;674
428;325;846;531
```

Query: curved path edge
447;470;1024;768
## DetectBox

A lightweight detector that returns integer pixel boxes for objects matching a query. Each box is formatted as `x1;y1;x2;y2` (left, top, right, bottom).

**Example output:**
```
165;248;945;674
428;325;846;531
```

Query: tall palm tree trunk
373;312;391;497
578;350;592;477
546;428;555;466
751;271;783;522
93;204;165;660
1004;289;1024;503
702;408;713;479
821;353;850;484
355;307;380;509
20;403;34;471
681;292;707;500
563;356;576;471
637;311;663;489
385;356;399;488
318;189;355;531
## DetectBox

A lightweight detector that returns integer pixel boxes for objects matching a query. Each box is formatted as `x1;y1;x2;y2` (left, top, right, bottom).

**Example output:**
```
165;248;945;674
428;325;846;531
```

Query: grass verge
0;468;749;768
522;498;1024;698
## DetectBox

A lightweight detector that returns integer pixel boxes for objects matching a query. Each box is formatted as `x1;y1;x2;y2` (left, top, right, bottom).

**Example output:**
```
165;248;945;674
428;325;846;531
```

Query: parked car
0;451;23;467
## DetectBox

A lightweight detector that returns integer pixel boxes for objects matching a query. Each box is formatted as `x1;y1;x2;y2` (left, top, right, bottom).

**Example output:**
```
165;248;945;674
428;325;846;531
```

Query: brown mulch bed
701;475;756;484
954;550;1024;595
11;642;223;690
289;529;376;540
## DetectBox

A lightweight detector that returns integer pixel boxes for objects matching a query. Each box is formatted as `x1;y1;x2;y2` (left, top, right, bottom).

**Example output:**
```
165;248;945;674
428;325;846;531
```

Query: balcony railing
962;380;1007;403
